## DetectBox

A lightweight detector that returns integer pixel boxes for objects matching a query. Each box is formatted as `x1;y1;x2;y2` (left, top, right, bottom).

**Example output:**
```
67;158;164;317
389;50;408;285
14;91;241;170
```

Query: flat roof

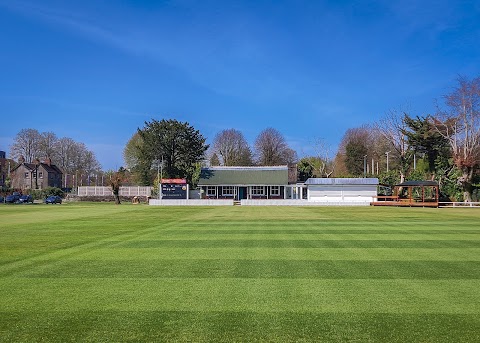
305;178;379;185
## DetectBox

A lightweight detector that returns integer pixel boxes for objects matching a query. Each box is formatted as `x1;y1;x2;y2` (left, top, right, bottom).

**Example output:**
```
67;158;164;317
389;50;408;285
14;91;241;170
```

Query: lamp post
363;155;367;178
157;156;163;199
385;151;391;172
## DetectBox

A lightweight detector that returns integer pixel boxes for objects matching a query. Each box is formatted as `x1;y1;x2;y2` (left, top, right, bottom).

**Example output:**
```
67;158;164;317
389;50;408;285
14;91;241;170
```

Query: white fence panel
78;186;152;197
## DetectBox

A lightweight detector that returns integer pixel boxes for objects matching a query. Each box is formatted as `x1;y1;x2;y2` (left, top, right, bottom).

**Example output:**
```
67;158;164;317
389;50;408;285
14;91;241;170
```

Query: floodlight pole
157;156;164;200
364;155;367;178
385;151;391;172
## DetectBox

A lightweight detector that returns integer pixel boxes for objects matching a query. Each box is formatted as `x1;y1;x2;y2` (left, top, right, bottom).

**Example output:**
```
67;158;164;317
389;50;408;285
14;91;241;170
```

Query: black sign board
161;183;187;199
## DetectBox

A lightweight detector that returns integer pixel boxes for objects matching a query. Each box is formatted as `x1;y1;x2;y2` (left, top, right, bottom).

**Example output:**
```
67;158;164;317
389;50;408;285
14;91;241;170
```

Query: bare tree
254;128;297;165
10;128;42;162
212;129;253;166
54;137;78;174
374;109;411;182
39;132;58;159
309;138;335;177
433;76;480;201
54;137;100;186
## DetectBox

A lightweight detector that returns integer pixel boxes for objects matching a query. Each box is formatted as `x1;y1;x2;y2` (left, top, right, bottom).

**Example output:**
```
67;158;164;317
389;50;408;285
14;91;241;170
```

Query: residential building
11;158;63;190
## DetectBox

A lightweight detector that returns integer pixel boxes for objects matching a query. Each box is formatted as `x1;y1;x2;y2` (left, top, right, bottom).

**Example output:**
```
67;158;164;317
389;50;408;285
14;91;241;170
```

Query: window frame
270;186;280;196
206;186;216;197
222;186;235;196
251;186;265;196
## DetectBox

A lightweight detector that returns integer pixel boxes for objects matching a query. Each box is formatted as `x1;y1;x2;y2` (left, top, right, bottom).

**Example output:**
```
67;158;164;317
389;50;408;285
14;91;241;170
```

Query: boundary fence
439;201;480;208
78;186;153;197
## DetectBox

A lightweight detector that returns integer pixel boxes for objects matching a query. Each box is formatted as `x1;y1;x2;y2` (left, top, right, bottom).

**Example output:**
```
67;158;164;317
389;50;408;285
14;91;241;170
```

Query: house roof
305;178;379;185
198;166;289;186
12;162;63;175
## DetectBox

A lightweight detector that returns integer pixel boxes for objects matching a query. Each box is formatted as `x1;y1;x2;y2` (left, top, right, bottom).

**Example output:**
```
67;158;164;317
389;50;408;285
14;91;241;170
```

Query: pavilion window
251;186;265;196
206;186;216;197
270;186;280;196
222;186;234;196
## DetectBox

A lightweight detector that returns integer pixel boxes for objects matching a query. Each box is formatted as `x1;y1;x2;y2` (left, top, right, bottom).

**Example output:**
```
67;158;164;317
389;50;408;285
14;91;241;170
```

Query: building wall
307;184;377;202
11;163;63;190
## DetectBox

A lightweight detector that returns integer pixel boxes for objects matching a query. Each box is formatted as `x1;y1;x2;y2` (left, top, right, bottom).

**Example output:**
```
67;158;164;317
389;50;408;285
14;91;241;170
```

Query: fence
439;201;480;208
78;186;153;197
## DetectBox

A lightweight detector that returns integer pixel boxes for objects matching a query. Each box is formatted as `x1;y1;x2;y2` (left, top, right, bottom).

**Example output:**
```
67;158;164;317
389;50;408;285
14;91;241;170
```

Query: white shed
305;178;378;204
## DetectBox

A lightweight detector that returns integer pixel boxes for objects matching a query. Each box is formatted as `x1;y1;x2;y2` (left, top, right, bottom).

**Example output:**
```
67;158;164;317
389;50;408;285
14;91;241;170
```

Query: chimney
44;157;52;166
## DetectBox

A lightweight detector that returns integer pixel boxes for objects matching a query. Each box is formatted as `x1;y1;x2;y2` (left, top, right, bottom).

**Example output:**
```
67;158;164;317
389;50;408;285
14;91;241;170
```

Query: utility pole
364;155;367;178
385;151;391;172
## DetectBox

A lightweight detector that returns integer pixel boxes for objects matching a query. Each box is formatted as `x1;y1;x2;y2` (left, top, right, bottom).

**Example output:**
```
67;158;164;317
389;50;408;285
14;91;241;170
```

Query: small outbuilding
305;178;379;204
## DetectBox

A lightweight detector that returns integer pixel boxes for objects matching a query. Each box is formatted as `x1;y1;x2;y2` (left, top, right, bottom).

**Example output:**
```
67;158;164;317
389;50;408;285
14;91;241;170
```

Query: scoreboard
161;179;187;199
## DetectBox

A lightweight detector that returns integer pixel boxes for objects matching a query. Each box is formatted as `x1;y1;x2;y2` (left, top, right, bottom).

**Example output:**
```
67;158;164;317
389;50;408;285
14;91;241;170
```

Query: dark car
0;196;4;203
18;194;34;204
5;192;21;203
45;195;62;204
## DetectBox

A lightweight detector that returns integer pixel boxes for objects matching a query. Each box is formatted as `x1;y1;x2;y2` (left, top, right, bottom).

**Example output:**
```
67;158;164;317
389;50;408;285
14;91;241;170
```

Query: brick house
11;158;63;190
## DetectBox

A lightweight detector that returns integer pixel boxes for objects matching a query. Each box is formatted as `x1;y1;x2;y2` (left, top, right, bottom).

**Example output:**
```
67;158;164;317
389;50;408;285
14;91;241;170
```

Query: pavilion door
239;187;247;200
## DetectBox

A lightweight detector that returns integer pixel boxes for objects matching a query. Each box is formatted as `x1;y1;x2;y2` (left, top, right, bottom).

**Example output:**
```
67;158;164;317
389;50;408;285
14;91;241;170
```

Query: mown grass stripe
1;311;479;342
1;278;479;314
153;229;480;235
115;239;480;248
16;260;480;280
72;247;480;261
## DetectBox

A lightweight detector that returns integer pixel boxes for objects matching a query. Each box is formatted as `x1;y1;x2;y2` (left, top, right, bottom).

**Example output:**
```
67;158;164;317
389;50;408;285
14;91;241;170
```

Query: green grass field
1;203;479;342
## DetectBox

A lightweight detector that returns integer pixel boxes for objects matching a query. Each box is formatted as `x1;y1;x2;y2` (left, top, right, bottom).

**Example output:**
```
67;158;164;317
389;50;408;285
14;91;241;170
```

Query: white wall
149;199;233;206
308;185;376;203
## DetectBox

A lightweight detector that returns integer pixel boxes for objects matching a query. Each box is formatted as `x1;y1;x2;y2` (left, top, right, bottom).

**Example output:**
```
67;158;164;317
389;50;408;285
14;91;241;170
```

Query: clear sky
1;0;479;170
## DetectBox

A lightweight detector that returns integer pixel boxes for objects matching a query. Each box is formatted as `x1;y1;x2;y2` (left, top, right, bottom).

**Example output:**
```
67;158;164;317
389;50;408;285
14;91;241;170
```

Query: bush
29;187;65;200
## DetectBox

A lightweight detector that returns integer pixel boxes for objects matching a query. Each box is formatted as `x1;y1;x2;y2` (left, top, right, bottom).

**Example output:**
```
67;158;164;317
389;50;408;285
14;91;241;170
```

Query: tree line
123;75;479;202
331;75;480;202
123;119;298;186
8;128;101;187
7;75;480;201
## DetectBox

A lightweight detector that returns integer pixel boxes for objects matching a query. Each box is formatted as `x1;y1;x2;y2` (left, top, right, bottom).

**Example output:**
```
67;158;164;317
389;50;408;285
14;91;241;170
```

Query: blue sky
1;0;479;170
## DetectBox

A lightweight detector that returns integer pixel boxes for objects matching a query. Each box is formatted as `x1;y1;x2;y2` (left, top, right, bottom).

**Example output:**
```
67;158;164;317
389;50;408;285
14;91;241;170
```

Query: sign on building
161;179;188;199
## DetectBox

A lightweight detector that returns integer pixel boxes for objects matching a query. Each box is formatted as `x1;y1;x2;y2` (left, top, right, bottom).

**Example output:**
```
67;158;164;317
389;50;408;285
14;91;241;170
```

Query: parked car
5;192;21;203
0;196;4;203
45;195;62;204
18;194;34;204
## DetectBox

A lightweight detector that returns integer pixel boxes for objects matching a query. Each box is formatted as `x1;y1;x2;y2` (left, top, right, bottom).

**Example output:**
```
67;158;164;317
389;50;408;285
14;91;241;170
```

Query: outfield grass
0;203;479;342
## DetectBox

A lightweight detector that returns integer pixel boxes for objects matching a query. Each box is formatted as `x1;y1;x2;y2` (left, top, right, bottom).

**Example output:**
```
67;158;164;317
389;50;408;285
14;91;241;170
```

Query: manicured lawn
1;203;479;342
